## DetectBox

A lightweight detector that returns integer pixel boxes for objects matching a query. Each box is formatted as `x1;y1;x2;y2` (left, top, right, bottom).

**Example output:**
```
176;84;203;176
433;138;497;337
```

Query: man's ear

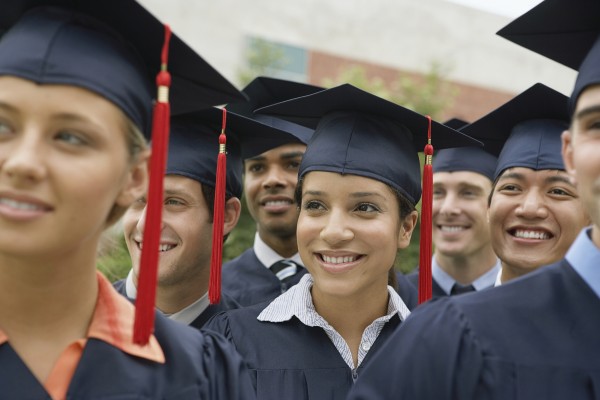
223;197;242;235
561;129;577;186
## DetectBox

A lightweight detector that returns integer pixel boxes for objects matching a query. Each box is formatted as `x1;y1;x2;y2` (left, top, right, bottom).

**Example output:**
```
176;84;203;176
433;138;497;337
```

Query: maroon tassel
418;116;434;304
133;25;172;345
209;109;227;304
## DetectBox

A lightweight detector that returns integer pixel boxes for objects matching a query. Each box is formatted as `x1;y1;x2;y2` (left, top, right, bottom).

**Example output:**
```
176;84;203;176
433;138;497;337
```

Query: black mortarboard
496;0;599;72
432;147;497;182
433;118;497;181
257;84;481;206
227;76;324;159
459;83;569;180
168;107;296;199
0;0;244;136
168;109;243;199
496;0;600;114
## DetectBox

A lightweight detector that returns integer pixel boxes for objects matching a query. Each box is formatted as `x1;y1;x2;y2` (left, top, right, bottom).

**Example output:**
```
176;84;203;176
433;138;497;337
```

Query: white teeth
440;225;465;232
265;200;291;206
137;242;175;252
514;230;550;240
159;244;175;252
323;255;357;264
0;198;44;211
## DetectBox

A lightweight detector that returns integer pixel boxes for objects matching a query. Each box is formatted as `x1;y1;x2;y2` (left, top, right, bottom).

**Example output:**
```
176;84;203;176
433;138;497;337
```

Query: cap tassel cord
209;108;227;304
134;25;172;345
418;116;434;304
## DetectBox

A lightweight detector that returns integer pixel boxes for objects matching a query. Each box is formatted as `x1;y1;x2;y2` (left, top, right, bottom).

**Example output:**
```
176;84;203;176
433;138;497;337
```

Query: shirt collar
253;232;304;269
124;269;209;325
89;272;164;363
432;255;501;293
168;293;210;325
494;267;503;287
257;274;410;324
566;227;600;299
125;268;137;298
472;259;502;290
0;272;165;363
431;257;456;294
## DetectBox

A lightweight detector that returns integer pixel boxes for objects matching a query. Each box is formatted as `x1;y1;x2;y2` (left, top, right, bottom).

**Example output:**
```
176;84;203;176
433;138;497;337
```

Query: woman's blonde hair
104;115;148;227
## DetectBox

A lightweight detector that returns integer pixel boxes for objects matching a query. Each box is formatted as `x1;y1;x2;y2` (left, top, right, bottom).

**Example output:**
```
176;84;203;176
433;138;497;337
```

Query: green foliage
321;62;456;119
96;231;131;282
237;38;289;86
223;195;256;262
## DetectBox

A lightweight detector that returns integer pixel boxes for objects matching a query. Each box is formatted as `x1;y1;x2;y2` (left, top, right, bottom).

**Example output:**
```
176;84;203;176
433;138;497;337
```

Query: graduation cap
496;0;600;114
167;109;245;199
496;0;599;72
0;0;245;137
0;0;244;344
257;83;482;303
227;76;324;159
432;119;498;182
459;83;569;181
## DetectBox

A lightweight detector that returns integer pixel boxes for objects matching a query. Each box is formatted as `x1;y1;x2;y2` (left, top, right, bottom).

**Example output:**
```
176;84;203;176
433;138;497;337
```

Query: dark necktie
270;260;300;293
450;283;475;295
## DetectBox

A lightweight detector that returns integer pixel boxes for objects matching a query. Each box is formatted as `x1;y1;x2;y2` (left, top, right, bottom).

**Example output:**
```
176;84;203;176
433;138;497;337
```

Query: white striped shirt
258;274;410;370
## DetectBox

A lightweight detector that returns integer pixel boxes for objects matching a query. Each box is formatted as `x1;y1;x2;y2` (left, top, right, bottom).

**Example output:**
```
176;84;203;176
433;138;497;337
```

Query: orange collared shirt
0;271;165;400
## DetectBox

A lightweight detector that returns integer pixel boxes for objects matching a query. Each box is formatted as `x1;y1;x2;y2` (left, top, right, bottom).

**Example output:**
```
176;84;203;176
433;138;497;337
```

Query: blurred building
139;0;576;121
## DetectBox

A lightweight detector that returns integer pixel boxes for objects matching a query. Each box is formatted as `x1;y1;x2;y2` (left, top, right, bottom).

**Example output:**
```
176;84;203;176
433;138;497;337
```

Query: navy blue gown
113;279;240;330
394;271;420;308
0;311;256;399
205;302;402;400
348;260;600;400
221;248;307;307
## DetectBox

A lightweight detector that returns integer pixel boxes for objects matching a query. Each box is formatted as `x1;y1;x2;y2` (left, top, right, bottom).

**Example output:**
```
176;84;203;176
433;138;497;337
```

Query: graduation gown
348;260;600;400
205;302;401;400
394;271;419;309
406;270;448;298
0;311;256;399
113;279;240;330
221;248;307;307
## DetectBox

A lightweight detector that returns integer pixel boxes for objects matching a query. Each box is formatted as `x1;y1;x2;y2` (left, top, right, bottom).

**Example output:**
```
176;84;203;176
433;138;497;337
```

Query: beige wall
138;0;577;116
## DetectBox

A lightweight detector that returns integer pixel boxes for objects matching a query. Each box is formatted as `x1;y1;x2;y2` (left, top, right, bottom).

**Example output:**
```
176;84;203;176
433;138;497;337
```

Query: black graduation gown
204;302;401;400
406;269;448;298
0;311;256;399
221;248;307;307
393;271;419;309
113;279;240;330
348;260;600;400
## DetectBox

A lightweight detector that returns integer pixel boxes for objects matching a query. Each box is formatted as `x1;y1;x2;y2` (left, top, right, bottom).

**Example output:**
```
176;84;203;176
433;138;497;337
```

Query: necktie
270;260;300;293
450;283;475;295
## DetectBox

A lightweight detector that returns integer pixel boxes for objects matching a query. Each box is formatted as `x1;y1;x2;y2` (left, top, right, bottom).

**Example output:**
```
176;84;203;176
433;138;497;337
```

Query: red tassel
133;25;172;345
418;116;434;304
209;109;227;304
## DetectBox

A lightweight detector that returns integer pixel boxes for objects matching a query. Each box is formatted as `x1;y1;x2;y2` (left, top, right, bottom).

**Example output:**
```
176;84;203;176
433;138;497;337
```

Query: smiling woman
0;1;254;399
204;83;480;400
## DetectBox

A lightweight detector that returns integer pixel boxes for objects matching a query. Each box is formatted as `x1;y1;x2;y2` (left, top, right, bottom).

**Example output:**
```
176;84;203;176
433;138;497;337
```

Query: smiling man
221;77;323;306
407;119;500;297
460;83;590;285
115;108;270;329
